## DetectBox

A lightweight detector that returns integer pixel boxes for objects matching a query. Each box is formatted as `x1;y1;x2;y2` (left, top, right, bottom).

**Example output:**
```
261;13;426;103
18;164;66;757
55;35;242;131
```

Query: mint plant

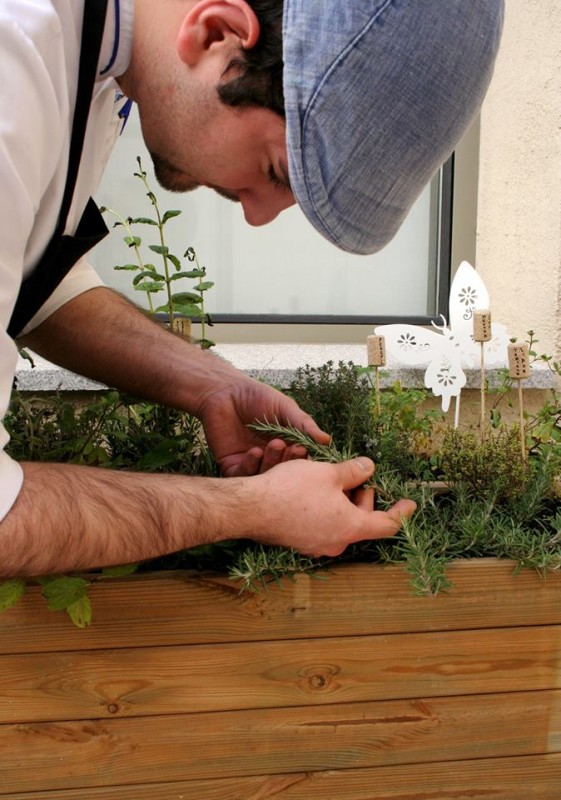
101;157;215;348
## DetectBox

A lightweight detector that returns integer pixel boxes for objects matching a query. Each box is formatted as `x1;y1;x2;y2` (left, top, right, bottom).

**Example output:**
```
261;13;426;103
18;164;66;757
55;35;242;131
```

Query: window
91;108;453;338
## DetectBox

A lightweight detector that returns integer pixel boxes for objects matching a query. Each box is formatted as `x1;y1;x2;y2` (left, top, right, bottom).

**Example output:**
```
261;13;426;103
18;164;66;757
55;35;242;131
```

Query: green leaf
66;595;92;628
170;271;198;281
129;217;158;226
137;440;179;469
0;579;26;614
133;271;165;286
174;303;201;319
173;303;202;317
148;244;169;255
182;269;205;279
171;292;202;304
162;209;182;223
42;576;89;611
197;281;214;292
101;563;140;578
168;254;182;271
114;264;140;271
123;236;141;247
134;281;164;293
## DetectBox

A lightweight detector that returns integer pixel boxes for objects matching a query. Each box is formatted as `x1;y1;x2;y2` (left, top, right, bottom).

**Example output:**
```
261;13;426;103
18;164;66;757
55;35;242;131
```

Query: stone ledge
15;344;557;392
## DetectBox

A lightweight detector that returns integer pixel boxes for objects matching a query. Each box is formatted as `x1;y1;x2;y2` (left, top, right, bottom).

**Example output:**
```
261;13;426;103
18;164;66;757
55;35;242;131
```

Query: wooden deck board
0;691;560;793
1;624;560;723
2;753;561;799
2;561;561;654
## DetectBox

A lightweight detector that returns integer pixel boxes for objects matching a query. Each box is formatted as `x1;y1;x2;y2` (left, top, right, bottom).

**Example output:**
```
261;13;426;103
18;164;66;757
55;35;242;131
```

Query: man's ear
177;0;260;66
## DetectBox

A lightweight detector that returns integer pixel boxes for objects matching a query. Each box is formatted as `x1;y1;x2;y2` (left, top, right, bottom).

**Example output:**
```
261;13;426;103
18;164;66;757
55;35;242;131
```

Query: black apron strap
8;0;110;338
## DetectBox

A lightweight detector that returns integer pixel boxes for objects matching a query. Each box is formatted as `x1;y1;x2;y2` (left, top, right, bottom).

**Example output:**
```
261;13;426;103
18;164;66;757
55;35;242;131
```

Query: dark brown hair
217;0;285;116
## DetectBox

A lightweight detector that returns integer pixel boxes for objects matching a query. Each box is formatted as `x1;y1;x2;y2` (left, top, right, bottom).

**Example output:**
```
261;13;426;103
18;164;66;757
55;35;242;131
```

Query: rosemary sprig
249;418;377;487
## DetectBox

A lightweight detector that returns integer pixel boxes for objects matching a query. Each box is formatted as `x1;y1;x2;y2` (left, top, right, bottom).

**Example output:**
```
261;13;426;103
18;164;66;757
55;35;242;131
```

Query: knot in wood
300;663;340;692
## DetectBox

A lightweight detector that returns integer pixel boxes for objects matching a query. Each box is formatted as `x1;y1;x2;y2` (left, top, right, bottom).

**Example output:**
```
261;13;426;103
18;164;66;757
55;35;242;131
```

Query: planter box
1;559;561;799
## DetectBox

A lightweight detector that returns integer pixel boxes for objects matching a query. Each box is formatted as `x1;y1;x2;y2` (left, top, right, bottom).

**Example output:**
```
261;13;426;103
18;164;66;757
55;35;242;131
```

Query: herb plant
4;321;561;623
101;157;215;348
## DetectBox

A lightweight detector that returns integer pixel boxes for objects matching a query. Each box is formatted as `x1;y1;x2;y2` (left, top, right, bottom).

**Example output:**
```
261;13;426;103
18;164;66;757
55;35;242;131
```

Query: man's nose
239;189;296;226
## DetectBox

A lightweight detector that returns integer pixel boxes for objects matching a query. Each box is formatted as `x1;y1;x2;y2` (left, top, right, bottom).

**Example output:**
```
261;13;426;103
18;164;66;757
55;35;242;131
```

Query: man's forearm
21;287;240;416
1;458;416;579
0;462;251;578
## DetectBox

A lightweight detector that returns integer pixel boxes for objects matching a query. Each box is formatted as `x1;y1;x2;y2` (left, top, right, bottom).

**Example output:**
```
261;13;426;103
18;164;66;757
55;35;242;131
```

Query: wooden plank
0;690;560;793
2;624;561;724
2;561;561;655
2;753;561;799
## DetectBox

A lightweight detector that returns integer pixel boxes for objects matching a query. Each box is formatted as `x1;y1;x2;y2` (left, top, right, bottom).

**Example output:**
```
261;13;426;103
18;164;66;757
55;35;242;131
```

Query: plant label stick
367;335;386;415
508;342;530;463
473;309;492;439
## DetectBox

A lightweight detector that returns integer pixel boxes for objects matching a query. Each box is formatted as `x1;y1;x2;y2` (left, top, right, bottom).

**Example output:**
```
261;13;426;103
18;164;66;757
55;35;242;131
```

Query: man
0;0;503;577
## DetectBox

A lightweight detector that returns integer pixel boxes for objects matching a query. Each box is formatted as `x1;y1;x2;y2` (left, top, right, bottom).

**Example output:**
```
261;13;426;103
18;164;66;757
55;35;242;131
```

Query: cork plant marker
473;309;492;439
508;342;531;463
367;335;386;415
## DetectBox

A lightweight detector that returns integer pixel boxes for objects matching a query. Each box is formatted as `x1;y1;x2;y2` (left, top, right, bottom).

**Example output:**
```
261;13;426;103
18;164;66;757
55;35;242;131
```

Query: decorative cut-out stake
367;335;386;415
473;309;492;439
375;262;510;415
508;342;530;463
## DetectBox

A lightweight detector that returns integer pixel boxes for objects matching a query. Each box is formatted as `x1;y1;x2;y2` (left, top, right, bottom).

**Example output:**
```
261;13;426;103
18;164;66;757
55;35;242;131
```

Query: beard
150;152;241;204
150;153;198;194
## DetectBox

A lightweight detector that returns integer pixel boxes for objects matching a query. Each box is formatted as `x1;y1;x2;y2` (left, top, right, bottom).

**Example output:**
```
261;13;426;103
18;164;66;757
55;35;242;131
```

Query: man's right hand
248;456;416;558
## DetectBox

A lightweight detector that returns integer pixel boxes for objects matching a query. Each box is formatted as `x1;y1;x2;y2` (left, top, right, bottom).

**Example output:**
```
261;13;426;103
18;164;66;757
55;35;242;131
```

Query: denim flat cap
283;0;504;255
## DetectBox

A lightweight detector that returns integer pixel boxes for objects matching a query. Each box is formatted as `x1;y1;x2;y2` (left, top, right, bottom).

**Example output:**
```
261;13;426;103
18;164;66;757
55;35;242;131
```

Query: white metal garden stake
508;342;530;463
473;309;492;439
367;335;386;415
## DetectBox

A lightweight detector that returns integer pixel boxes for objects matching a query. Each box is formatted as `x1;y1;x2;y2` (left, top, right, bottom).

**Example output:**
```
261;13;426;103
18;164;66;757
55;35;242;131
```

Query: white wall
476;0;561;358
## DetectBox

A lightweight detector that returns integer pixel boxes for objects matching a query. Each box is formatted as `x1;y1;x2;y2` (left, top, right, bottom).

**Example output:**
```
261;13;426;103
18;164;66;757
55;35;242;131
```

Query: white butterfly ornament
374;262;509;415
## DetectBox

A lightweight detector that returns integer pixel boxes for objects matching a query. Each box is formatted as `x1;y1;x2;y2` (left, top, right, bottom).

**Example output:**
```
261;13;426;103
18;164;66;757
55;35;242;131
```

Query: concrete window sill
15;345;556;392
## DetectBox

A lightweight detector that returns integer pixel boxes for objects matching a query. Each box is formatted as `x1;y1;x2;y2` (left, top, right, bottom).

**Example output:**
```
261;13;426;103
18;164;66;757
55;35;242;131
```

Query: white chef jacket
0;0;133;521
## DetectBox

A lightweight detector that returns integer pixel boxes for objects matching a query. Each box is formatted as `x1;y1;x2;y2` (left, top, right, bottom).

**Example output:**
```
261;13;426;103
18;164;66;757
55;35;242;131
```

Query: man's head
124;0;295;226
125;0;504;252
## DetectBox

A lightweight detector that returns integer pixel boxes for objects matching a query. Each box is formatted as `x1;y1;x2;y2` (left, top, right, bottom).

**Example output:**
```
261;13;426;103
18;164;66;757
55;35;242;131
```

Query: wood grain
2;753;561;799
0;691;559;793
2;561;561;655
1;624;560;724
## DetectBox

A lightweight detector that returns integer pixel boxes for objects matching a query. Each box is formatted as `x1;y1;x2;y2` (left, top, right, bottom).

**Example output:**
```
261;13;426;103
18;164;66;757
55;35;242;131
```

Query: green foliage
101;157;215;348
229;546;327;592
286;361;373;454
2;347;561;621
5;391;219;476
39;576;92;628
0;579;26;613
438;427;529;502
285;361;438;479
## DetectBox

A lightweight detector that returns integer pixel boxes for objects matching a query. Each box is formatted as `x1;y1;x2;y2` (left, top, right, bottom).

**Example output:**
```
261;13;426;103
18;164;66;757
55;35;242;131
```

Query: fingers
351;486;375;511
335;457;376;491
224;440;309;477
299;414;331;446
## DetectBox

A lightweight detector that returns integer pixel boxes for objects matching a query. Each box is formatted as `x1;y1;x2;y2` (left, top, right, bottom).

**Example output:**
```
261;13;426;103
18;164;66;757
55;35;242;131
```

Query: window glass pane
92;108;440;320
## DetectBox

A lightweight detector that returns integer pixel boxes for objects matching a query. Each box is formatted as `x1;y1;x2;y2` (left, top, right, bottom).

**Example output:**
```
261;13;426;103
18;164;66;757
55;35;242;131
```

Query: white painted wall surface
476;0;561;357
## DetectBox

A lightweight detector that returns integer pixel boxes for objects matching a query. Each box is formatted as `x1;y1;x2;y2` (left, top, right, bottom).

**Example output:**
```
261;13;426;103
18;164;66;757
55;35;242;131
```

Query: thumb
336;457;375;491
